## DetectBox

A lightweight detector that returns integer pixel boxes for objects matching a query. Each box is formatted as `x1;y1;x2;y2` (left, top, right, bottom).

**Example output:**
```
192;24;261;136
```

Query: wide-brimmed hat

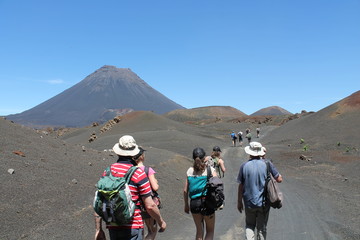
113;135;140;156
262;147;267;153
244;142;266;156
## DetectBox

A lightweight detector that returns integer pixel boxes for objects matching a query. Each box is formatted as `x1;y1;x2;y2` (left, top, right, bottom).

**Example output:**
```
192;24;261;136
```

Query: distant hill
164;106;247;123
262;91;360;148
251;106;292;116
6;65;185;128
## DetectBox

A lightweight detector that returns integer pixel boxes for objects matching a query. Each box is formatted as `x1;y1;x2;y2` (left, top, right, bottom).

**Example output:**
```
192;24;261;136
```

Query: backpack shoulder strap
104;166;111;176
124;166;138;183
144;166;149;177
262;160;270;207
201;165;212;196
206;165;212;179
265;160;270;178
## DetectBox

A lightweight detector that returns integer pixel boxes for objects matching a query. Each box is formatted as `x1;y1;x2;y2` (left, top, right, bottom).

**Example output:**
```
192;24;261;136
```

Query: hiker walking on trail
246;132;252;143
94;135;166;240
236;142;282;240
256;127;260;138
230;131;237;147
184;147;218;240
133;147;162;240
205;146;226;178
238;131;243;147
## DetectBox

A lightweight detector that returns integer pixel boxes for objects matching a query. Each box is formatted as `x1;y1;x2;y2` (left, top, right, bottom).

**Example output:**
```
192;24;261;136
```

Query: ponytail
193;157;206;173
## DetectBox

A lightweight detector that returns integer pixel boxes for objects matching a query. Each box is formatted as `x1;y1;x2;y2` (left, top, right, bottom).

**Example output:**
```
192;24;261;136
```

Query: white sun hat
112;135;140;156
244;141;266;156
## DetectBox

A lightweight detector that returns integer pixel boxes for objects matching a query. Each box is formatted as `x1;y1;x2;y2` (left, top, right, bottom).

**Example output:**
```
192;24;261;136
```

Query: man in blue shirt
230;131;237;147
237;142;283;240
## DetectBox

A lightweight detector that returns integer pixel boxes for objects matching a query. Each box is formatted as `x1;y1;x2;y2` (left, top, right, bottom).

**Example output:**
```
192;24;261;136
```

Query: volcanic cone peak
83;65;148;91
6;65;185;128
251;106;292;116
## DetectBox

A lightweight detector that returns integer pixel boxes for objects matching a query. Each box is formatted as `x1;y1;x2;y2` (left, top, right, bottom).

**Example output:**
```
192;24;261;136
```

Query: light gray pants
244;206;270;240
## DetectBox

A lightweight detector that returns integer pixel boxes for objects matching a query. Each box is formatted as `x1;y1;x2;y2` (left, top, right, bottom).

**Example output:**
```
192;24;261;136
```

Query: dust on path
163;142;345;240
219;145;343;240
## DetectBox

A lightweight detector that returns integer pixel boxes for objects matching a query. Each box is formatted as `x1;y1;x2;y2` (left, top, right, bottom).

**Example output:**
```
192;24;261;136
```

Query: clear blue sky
1;0;359;116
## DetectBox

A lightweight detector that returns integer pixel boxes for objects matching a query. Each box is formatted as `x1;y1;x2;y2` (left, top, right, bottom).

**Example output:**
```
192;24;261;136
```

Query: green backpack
208;157;224;178
93;166;138;224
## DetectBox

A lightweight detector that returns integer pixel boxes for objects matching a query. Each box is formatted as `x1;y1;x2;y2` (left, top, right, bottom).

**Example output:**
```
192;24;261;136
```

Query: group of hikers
94;134;282;240
231;127;261;147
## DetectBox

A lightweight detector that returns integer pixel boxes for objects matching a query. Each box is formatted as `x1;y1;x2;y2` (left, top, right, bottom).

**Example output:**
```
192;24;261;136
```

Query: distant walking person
238;131;243;147
230;131;237;147
256;127;260;138
205;146;226;178
94;135;166;240
184;147;218;240
237;142;283;240
246;132;252;144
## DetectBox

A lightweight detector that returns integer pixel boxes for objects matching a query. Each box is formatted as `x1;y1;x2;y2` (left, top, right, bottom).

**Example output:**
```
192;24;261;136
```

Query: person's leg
132;229;144;240
192;213;204;240
204;213;215;240
244;208;257;240
144;218;157;240
256;207;270;240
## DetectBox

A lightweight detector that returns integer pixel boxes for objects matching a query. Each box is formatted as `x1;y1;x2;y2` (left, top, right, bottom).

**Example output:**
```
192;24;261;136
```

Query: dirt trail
166;145;345;240
218;146;343;240
160;146;246;240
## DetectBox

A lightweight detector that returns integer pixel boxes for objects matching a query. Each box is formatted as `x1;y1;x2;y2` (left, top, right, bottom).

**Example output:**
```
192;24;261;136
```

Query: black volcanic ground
1;91;360;239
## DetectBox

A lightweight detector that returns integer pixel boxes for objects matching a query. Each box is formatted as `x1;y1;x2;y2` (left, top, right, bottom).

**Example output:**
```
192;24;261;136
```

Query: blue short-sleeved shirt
237;158;280;208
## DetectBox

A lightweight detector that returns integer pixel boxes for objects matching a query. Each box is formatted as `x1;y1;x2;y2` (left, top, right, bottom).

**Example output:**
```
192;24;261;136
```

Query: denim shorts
109;228;144;240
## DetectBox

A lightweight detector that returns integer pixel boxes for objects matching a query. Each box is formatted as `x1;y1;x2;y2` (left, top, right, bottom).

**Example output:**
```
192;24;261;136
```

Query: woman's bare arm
148;173;159;191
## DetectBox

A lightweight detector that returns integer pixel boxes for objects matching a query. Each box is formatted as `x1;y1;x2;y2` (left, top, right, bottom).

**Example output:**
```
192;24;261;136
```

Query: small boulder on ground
12;151;25;157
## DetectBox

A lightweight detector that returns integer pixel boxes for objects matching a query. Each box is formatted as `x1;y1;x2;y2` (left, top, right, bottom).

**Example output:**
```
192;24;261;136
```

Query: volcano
6;65;185;127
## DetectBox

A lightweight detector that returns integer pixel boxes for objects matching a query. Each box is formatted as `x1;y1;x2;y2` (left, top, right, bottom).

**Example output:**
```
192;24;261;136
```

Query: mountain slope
6;65;185;127
262;91;360;149
0;117;112;239
251;106;292;116
164;106;247;123
61;110;227;157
